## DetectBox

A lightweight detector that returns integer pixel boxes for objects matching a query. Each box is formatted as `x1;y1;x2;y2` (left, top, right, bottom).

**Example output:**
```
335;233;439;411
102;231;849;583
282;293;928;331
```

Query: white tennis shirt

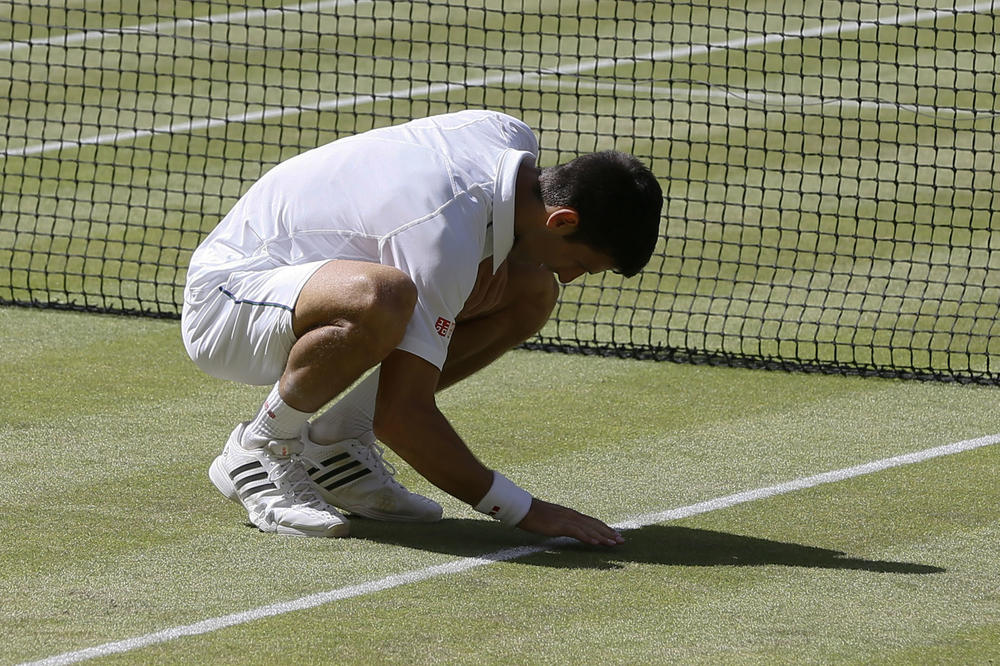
186;110;539;369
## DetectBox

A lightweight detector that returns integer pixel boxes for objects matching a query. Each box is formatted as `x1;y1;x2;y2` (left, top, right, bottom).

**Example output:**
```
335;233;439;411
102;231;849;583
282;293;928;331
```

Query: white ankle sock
242;382;313;449
309;368;380;444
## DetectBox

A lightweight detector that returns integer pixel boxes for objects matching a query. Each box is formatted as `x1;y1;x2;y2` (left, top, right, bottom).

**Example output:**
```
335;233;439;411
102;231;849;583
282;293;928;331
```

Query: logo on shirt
435;317;454;338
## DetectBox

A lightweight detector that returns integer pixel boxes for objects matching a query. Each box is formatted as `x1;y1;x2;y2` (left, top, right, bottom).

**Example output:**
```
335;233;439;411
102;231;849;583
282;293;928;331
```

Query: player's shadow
350;518;944;574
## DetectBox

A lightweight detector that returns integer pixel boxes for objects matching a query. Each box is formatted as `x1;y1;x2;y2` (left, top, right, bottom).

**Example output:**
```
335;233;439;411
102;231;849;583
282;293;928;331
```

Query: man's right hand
516;498;625;546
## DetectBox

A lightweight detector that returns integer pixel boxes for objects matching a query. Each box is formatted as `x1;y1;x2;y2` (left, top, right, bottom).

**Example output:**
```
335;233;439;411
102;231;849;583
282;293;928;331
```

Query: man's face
510;205;616;283
535;235;616;284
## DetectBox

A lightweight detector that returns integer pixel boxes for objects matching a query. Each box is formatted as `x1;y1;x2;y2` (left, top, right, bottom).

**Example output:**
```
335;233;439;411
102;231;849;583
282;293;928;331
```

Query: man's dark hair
538;151;663;277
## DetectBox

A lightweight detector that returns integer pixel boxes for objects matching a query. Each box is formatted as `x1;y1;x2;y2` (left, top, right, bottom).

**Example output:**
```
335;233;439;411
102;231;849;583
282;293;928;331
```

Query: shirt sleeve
378;194;485;370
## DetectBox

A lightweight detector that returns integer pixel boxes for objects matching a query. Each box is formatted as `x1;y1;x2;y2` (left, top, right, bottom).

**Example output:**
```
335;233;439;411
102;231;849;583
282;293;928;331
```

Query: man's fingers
585;522;625;546
518;499;624;546
574;526;623;547
566;513;625;547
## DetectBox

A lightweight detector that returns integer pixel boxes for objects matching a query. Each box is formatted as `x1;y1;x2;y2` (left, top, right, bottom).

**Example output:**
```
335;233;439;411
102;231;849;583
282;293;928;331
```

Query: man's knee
293;261;416;351
349;266;418;344
504;264;559;339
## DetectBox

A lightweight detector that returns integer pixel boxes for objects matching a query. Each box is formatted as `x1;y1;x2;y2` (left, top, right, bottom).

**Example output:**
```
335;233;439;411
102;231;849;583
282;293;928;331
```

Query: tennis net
3;1;999;382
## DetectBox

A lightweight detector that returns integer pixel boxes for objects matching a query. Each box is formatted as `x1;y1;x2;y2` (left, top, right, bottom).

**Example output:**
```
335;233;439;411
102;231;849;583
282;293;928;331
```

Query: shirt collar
491;149;535;274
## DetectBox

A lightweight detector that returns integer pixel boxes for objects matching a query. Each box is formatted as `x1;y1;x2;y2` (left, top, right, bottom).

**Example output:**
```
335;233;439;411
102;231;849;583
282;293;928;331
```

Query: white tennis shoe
301;427;443;522
209;423;350;538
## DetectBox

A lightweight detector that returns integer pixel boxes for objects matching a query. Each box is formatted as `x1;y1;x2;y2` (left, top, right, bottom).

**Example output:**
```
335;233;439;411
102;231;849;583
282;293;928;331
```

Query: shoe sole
274;523;350;538
335;501;443;523
209;455;350;538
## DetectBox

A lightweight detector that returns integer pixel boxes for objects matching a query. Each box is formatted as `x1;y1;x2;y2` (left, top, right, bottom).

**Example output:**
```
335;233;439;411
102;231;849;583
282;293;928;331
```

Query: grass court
3;1;1000;663
2;306;999;663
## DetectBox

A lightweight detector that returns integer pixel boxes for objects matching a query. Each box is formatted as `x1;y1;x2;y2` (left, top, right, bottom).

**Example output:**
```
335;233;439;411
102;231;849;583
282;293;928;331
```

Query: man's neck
512;162;545;247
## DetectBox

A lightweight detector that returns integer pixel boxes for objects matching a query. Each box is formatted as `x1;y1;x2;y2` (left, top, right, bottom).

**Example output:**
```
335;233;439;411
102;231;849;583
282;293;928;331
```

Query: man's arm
373;349;624;546
374;350;493;505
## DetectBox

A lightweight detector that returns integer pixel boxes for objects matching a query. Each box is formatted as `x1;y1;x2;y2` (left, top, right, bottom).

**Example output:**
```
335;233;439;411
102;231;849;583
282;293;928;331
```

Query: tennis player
181;110;662;543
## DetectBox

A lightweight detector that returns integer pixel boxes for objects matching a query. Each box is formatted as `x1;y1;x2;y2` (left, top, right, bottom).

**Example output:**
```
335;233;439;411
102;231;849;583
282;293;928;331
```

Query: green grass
2;305;999;664
4;0;1000;380
4;4;1000;657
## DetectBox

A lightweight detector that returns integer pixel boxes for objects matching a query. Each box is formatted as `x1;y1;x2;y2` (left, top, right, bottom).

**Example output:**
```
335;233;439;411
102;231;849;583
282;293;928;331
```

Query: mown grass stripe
23;432;1000;666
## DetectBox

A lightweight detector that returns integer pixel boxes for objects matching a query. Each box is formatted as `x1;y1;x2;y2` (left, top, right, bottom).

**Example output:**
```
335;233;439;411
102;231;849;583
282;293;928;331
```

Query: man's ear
544;207;580;233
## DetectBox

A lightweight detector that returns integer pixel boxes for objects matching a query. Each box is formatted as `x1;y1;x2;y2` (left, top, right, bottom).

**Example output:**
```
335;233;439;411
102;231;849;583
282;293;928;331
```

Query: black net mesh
3;1;999;382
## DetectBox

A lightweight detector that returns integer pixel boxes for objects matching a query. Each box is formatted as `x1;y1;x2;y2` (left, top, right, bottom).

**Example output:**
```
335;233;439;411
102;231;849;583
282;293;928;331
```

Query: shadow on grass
349;518;944;574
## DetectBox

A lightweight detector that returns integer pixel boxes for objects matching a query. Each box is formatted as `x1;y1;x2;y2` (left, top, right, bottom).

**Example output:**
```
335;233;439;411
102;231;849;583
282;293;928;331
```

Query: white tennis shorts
181;260;329;385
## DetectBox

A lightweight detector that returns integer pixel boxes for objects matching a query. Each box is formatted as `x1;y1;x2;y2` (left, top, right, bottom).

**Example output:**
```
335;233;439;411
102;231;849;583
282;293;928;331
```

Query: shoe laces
265;444;330;510
348;437;401;485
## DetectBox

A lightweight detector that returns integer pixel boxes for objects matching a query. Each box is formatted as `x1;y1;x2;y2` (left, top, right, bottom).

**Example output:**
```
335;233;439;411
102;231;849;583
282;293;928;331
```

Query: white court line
0;0;363;54
23;432;1000;666
6;0;997;159
568;79;1000;127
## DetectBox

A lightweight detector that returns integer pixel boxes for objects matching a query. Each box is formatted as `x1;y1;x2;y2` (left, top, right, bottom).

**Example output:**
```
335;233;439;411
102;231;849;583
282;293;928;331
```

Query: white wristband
474;471;533;527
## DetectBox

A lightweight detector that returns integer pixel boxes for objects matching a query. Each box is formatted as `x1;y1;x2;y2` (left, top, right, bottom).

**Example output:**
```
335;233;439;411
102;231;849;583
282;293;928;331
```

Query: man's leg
439;260;559;390
311;259;558;442
239;260;416;445
285;262;444;522
283;260;418;410
203;260;419;537
304;260;556;522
